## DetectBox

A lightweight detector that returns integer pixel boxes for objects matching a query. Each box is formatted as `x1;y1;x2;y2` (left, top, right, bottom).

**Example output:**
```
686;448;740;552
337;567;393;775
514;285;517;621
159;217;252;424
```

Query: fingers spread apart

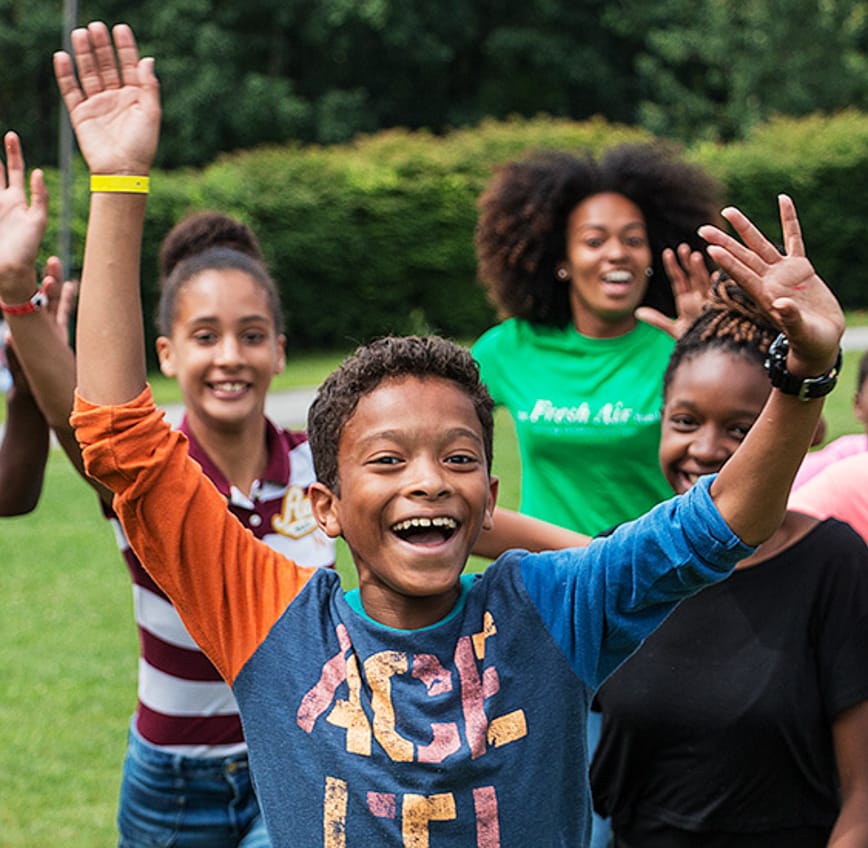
55;22;142;104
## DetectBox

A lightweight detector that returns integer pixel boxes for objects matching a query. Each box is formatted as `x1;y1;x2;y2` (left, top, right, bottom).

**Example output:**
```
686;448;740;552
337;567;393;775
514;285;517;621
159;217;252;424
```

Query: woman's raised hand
53;21;160;176
635;243;714;339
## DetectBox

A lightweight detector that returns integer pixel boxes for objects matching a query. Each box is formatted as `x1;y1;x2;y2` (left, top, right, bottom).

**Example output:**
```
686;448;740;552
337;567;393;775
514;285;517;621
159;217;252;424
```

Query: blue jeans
117;725;271;848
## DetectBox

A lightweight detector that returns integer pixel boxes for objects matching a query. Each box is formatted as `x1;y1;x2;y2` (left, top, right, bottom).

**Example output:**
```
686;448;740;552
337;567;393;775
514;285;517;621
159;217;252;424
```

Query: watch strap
764;333;842;401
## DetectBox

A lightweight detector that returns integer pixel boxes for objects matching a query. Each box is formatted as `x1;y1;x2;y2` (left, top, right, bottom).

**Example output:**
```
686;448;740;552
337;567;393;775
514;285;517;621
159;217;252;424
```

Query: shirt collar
178;415;292;497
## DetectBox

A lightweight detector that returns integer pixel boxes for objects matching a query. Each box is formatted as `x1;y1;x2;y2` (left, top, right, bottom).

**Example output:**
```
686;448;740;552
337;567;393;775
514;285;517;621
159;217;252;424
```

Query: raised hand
635;243;715;339
0;132;47;302
699;195;845;376
53;21;160;176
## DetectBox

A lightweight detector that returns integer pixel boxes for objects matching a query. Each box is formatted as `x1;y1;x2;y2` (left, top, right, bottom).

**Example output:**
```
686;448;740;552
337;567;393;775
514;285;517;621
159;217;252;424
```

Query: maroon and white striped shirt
108;415;335;756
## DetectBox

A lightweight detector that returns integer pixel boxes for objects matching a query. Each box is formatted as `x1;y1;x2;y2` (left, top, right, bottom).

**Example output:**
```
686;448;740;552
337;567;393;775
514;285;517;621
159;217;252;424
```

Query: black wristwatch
764;333;842;401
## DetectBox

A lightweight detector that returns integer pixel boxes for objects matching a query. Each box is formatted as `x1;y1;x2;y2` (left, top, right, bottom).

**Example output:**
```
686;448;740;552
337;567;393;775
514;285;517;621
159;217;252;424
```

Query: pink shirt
792;433;867;491
789;452;868;543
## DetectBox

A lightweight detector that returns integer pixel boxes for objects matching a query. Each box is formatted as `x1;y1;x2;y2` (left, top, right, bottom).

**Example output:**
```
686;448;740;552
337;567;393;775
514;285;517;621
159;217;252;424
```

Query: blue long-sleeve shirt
74;386;753;847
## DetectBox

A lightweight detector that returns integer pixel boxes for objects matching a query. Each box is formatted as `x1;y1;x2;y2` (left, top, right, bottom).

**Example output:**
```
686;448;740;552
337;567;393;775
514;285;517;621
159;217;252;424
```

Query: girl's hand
635;243;715;339
53;21;160;176
0;132;46;301
699;195;845;376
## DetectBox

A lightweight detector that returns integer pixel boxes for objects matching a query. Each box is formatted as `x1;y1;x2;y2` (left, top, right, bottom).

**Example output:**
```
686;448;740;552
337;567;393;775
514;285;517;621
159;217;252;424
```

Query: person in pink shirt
790;451;868;543
792;350;868;490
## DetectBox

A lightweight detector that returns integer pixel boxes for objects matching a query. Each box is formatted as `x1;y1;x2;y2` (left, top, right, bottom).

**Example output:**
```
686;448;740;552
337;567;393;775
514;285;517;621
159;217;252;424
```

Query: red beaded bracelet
0;289;48;316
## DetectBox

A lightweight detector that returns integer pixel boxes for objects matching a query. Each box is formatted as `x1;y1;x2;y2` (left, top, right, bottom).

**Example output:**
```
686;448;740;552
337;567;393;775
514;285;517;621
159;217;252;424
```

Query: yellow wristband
89;175;150;194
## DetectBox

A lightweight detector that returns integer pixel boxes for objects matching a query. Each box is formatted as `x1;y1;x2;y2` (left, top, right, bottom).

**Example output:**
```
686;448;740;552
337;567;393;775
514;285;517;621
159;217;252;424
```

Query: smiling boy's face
309;375;498;630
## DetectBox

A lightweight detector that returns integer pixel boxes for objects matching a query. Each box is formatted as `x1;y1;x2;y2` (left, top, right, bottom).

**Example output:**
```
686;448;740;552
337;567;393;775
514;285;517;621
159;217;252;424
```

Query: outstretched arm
0;343;49;515
53;21;160;406
701;195;845;545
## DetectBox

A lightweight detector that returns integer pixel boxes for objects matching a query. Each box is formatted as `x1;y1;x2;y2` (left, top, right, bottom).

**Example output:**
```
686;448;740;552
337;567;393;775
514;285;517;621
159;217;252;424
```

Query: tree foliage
2;0;867;167
605;0;868;141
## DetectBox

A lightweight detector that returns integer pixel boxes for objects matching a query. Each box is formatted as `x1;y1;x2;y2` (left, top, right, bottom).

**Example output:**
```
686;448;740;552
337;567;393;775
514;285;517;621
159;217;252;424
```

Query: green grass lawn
0;457;136;845
1;325;864;845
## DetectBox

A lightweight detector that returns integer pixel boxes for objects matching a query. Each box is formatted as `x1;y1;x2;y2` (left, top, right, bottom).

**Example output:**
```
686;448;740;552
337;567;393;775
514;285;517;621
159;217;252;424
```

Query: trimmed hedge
39;111;868;367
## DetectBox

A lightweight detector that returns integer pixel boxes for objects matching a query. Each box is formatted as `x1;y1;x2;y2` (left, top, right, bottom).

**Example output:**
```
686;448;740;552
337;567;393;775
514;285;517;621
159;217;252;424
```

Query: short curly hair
307;336;494;492
155;211;283;337
475;142;723;326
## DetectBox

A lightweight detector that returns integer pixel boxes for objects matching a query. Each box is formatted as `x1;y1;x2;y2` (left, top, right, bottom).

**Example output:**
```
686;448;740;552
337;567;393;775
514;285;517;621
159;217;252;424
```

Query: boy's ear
483;475;499;532
155;336;176;378
309;480;343;539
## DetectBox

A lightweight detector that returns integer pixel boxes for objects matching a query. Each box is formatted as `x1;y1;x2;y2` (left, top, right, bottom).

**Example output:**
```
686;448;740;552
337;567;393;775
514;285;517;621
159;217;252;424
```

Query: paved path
161;386;317;429
843;325;868;352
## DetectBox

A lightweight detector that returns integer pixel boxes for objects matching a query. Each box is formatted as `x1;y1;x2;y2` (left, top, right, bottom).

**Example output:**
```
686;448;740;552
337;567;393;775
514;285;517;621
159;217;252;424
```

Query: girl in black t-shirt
591;280;868;847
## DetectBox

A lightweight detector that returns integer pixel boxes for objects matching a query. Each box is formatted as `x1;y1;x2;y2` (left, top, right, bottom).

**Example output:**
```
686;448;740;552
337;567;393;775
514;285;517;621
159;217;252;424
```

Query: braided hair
663;279;779;397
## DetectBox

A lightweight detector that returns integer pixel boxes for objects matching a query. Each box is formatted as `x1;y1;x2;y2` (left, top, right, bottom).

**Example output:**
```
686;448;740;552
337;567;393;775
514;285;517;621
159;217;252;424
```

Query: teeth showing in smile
603;271;632;283
212;382;247;393
392;516;457;533
391;516;459;545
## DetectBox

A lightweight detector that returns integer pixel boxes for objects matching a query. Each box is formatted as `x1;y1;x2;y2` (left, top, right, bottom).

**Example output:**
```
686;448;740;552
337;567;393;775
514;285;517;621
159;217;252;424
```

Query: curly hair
156;211;283;337
307;336;494;492
662;279;780;397
475;143;723;327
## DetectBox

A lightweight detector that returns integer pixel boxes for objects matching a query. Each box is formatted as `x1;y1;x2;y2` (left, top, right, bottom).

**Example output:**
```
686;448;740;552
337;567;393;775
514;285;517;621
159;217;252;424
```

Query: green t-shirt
473;318;675;537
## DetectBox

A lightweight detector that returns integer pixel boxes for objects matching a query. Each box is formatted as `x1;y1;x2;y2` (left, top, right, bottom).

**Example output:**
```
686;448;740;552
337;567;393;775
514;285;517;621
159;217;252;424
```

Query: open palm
700;195;845;374
0;133;46;286
54;22;160;176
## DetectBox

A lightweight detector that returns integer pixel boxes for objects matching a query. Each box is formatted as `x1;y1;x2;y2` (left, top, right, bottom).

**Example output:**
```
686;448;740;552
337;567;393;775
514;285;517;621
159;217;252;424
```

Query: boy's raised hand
0;132;47;302
53;21;160;176
699;195;845;377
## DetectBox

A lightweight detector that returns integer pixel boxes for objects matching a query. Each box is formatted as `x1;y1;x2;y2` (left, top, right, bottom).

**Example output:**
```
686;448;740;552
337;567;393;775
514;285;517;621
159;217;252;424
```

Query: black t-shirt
591;519;868;846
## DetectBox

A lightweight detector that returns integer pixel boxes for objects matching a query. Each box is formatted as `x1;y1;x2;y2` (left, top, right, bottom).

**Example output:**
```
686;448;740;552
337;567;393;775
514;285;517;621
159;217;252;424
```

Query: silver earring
556;267;569;281
644;266;654;278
